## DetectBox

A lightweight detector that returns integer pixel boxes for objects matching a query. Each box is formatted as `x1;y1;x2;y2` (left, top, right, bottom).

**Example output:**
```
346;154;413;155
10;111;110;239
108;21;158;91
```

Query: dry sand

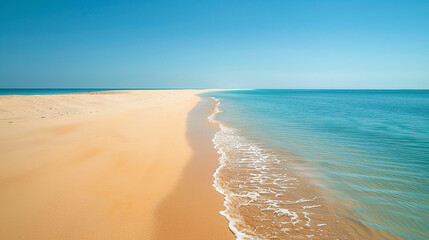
0;90;233;240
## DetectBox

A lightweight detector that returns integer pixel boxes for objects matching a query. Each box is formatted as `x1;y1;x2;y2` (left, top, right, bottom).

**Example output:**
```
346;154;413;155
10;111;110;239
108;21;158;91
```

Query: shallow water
203;90;429;240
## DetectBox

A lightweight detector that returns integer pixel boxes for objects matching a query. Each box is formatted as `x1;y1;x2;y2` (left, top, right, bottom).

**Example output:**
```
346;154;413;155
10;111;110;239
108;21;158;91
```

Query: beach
1;89;427;240
0;90;232;239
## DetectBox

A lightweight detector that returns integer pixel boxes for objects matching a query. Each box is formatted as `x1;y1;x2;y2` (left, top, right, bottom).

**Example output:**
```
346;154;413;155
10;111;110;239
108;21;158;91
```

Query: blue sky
1;0;428;89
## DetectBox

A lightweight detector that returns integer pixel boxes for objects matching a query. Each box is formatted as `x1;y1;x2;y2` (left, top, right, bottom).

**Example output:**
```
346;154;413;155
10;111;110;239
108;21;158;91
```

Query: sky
0;0;428;89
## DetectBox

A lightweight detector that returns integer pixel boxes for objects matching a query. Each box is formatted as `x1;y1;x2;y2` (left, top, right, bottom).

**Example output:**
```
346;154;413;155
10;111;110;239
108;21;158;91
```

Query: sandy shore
154;98;234;240
0;90;232;239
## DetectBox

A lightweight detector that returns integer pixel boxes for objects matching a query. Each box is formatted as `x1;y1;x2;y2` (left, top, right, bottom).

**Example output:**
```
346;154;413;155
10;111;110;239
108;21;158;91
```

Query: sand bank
0;90;231;239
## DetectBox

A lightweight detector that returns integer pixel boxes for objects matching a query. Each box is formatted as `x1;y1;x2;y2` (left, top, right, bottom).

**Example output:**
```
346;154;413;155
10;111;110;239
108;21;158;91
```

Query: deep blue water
204;90;429;239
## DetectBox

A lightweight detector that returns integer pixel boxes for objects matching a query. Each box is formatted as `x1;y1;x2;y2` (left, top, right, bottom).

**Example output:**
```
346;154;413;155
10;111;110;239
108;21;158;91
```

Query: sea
202;90;429;240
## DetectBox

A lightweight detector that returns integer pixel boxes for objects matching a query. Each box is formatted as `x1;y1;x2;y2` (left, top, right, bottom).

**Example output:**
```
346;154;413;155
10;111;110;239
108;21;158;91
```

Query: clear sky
1;0;428;89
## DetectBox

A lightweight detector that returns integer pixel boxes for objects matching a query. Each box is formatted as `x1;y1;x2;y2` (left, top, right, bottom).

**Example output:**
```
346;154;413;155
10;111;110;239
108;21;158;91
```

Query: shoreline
0;90;230;239
154;97;234;239
209;97;247;239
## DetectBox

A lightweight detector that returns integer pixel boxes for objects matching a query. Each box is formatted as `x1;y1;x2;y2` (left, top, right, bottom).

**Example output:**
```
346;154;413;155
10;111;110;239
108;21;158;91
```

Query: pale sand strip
0;90;218;239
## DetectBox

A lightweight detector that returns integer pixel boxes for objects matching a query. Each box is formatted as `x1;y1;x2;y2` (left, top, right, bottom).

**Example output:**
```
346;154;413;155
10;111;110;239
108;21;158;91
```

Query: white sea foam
302;205;321;209
209;98;255;240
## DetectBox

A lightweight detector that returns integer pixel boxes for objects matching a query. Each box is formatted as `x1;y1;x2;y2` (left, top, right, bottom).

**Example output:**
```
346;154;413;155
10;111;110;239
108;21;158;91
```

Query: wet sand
0;90;230;239
154;97;234;239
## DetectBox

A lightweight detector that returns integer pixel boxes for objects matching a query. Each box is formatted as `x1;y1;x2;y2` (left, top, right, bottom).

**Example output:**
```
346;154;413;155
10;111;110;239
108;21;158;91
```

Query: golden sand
0;90;232;239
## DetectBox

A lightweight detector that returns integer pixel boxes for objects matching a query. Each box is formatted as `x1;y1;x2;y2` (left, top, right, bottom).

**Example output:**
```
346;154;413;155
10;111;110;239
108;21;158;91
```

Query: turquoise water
204;90;429;239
